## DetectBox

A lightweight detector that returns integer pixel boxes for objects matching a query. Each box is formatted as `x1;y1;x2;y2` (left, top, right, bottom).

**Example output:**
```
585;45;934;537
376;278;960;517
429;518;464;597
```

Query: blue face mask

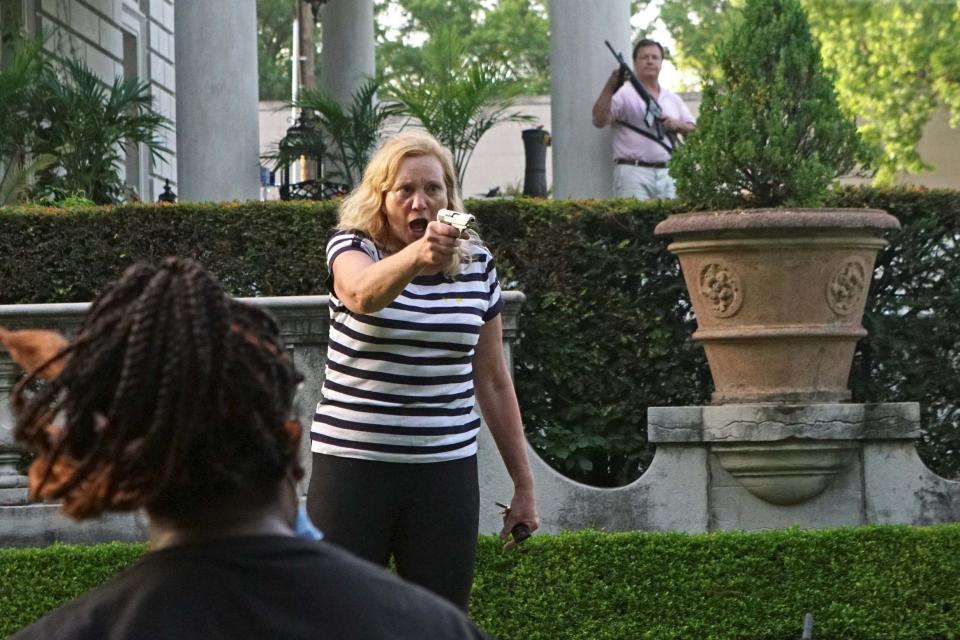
294;505;324;541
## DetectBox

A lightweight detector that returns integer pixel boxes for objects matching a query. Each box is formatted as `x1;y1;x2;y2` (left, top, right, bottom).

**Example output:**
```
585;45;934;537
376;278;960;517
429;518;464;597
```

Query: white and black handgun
437;209;475;236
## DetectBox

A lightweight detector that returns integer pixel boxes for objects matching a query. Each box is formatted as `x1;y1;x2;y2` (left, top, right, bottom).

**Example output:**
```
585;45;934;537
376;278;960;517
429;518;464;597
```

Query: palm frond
279;78;398;187
1;153;57;205
27;58;172;204
386;26;537;186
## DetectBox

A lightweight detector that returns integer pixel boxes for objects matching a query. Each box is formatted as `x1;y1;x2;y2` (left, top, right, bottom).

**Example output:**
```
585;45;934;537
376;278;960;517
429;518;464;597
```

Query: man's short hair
632;38;665;60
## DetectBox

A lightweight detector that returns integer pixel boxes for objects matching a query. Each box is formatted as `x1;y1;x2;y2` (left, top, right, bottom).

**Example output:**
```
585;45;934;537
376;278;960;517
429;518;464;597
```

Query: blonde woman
307;131;539;609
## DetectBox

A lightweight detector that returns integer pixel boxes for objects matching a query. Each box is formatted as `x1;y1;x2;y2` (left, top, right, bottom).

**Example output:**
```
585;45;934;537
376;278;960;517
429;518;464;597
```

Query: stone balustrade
1;295;958;547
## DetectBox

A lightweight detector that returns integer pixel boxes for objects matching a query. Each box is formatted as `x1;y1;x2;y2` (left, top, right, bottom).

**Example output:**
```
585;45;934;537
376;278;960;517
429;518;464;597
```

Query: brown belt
615;158;667;168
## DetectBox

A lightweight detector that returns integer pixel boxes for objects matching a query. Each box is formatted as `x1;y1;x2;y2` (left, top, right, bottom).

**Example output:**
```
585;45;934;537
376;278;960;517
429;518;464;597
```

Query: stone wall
1;294;958;548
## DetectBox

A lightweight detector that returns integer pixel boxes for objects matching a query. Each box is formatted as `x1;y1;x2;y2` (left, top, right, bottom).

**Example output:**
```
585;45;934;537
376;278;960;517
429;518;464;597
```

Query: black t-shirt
12;536;492;640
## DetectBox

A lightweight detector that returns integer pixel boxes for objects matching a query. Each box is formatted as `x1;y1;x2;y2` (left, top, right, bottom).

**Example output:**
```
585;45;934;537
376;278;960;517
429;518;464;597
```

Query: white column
548;0;631;199
174;0;261;202
318;0;376;106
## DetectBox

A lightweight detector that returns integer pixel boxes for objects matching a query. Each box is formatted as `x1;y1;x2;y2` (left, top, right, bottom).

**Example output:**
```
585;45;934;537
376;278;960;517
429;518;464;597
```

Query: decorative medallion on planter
826;258;868;316
699;262;743;317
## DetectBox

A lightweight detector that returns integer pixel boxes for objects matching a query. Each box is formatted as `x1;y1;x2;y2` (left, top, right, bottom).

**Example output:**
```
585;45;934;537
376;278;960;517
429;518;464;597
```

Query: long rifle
603;40;680;149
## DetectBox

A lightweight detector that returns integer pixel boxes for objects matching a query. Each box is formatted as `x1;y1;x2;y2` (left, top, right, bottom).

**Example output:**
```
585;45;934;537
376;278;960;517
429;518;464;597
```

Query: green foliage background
0;38;169;205
259;0;960;183
670;0;866;209
659;0;960;185
386;27;535;188
0;189;957;484
256;0;550;101
375;0;550;95
3;526;960;639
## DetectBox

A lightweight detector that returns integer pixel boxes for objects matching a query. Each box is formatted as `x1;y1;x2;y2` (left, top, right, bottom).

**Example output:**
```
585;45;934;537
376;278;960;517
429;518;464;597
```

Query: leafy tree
803;0;960;184
659;0;960;185
456;0;550;94
374;0;550;94
387;27;534;188
670;0;867;209
259;1;551;100
657;0;742;82
257;0;296;101
257;0;322;101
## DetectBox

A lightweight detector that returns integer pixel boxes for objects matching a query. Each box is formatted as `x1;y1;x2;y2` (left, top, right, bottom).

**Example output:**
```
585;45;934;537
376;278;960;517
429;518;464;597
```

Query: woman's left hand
500;489;539;551
475;315;540;551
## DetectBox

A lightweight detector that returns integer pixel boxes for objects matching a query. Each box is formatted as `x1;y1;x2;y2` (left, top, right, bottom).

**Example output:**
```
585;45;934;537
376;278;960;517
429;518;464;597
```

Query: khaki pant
613;163;676;200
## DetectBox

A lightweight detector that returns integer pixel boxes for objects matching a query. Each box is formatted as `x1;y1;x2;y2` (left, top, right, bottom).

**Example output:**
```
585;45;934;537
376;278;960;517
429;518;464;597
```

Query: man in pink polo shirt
592;38;696;200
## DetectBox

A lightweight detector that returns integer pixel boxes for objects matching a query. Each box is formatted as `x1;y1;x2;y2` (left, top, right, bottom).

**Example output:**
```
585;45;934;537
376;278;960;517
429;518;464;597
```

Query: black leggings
306;453;480;610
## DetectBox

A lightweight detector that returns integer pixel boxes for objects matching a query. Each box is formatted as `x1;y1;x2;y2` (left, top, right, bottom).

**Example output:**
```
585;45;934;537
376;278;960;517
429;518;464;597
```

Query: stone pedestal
648;402;960;530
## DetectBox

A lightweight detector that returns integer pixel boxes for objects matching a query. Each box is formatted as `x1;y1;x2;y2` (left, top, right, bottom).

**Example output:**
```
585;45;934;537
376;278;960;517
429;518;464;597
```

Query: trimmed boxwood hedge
0;201;339;302
0;187;958;484
2;525;959;639
0;541;147;638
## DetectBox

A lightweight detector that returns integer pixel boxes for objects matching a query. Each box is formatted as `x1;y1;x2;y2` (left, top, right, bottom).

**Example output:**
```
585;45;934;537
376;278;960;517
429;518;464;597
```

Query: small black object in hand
496;501;532;545
511;523;532;544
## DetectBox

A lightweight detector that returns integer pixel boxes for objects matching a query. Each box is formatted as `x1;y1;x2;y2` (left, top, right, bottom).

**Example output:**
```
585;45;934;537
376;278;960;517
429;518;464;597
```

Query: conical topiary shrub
670;0;870;209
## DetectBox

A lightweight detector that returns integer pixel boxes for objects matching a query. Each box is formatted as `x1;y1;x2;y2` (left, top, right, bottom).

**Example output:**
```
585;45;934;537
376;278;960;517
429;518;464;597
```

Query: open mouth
409;218;428;233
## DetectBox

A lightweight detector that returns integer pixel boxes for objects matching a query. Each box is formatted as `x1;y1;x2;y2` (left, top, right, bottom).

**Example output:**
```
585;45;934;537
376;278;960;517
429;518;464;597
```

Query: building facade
1;0;176;201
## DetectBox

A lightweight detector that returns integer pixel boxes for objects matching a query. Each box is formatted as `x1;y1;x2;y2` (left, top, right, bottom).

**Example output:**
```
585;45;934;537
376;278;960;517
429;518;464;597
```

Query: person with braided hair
3;258;490;640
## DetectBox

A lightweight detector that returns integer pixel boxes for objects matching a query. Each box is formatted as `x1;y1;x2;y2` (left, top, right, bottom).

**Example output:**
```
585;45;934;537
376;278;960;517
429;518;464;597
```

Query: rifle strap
614;119;675;155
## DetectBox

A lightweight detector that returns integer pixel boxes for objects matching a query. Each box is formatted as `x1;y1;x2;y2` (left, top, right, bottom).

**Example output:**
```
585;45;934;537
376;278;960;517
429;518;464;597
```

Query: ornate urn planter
654;208;901;505
654;208;900;404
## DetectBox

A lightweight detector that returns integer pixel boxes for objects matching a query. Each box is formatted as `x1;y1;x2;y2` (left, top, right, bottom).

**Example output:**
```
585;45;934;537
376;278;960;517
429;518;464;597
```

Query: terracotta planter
654;209;900;404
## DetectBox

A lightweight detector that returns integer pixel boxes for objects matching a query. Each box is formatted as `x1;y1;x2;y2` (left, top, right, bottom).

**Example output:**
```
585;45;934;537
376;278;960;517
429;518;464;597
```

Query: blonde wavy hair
338;131;479;274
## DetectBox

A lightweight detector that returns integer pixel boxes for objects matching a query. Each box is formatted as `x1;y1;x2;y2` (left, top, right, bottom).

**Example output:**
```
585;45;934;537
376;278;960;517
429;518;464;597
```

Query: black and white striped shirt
311;230;504;463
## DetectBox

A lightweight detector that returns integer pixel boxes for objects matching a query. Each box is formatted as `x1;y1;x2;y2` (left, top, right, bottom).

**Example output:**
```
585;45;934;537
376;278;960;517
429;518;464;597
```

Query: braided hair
12;258;304;520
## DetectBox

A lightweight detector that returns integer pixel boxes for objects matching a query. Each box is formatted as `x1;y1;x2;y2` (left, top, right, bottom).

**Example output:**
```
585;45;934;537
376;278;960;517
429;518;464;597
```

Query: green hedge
830;188;960;480
467;197;709;484
0;542;147;638
0;188;958;484
0;201;339;302
2;526;959;639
